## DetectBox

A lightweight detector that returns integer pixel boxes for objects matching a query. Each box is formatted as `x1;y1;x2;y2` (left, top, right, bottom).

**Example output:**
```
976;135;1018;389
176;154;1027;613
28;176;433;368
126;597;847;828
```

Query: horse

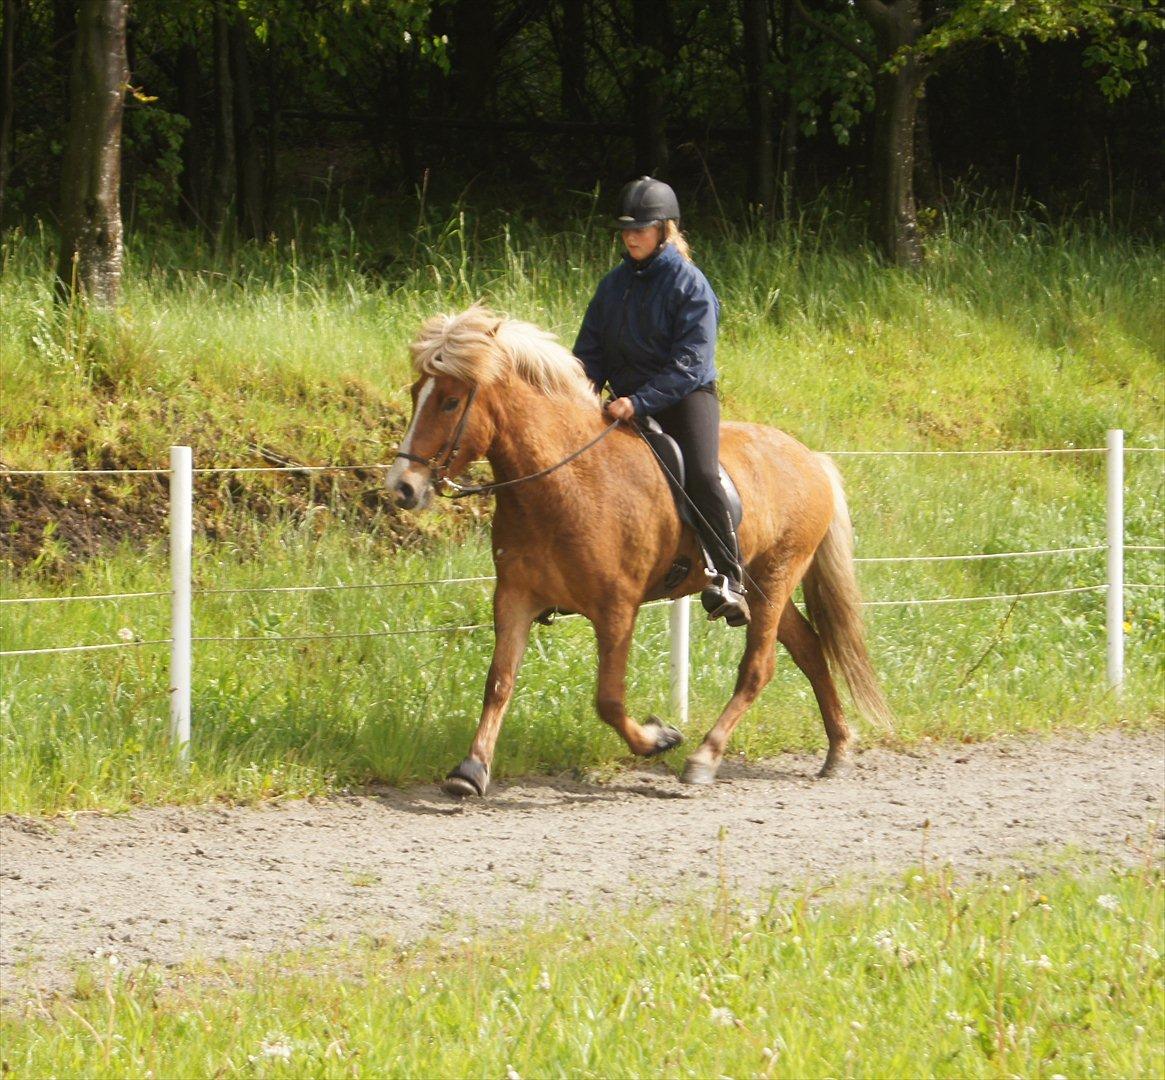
385;305;891;797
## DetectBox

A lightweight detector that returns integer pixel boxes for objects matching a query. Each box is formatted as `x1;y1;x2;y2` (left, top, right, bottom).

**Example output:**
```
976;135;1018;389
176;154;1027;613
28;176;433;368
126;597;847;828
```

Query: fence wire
11;582;1163;659
4;444;1163;479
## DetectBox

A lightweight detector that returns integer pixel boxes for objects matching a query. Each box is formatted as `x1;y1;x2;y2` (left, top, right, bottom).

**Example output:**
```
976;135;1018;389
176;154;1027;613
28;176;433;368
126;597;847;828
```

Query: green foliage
917;0;1164;99
3;864;1161;1077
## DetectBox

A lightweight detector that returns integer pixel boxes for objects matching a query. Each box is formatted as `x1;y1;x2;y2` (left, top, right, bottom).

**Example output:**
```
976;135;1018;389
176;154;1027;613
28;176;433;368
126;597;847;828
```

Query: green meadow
1;199;1162;814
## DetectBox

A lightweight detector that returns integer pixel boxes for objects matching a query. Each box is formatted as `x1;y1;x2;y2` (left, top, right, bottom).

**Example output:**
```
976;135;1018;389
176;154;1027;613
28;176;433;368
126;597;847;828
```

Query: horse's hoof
442;758;490;797
681;758;719;786
816;750;852;779
641;716;683;758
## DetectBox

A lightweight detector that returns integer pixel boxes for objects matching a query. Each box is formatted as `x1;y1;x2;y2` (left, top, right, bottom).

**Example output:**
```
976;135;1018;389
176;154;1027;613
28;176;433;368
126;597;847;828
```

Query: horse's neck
485;381;603;484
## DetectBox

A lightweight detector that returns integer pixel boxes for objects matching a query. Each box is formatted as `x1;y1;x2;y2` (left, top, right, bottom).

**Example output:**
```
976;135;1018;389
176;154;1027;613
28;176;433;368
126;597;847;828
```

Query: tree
795;0;1163;267
57;0;129;307
229;12;262;238
208;3;233;241
740;0;773;208
631;0;670;176
0;0;15;222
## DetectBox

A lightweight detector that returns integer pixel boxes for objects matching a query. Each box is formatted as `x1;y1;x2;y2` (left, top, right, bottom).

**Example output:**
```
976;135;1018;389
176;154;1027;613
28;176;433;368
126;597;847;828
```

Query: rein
394;384;621;499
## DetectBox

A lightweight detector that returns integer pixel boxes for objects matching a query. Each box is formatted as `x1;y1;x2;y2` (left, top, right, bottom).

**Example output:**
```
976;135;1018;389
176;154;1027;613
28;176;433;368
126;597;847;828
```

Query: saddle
637;417;742;532
638;416;742;591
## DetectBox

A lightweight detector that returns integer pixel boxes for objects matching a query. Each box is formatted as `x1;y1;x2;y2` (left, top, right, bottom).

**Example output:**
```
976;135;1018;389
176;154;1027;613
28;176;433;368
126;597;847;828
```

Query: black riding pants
653;385;741;580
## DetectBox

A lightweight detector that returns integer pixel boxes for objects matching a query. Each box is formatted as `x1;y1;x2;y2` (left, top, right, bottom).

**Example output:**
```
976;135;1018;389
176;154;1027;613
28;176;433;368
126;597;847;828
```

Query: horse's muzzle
386;461;432;510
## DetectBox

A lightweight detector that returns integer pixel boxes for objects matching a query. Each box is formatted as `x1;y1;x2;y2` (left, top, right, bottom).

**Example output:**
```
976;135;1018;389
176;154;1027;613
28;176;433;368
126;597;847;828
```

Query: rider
573;176;750;627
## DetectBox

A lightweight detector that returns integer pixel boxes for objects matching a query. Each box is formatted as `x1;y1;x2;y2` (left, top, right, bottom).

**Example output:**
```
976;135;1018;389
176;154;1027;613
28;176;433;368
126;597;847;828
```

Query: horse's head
385;308;504;509
386;305;597;509
385;370;493;509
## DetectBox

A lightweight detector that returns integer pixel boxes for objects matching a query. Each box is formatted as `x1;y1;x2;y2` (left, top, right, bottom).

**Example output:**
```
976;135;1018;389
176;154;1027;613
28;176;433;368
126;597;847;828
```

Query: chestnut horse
385;306;891;797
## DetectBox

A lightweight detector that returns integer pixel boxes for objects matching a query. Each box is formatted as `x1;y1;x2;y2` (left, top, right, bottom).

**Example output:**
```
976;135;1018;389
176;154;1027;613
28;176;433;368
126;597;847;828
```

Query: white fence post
170;446;193;758
669;595;690;726
1106;429;1124;692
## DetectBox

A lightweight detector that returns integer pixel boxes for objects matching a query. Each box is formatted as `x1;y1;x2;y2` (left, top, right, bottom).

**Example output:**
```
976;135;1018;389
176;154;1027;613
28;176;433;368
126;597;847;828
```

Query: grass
2;861;1161;1077
1;196;1163;814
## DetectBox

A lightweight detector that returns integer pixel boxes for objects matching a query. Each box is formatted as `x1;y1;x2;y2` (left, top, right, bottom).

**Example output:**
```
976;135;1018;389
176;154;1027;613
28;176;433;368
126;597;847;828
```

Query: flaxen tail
800;456;893;732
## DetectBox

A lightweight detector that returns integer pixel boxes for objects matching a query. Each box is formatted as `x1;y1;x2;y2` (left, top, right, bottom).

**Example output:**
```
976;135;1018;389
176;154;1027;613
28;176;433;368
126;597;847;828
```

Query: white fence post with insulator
170;446;193;758
669;595;690;727
1106;429;1124;692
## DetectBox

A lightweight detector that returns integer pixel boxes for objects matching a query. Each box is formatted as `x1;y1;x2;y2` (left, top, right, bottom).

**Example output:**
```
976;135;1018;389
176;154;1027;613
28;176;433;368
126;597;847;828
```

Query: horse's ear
488;319;503;338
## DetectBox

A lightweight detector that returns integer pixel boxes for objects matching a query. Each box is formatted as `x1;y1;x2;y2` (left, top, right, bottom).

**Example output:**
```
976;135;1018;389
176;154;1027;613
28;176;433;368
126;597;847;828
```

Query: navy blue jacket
572;242;720;416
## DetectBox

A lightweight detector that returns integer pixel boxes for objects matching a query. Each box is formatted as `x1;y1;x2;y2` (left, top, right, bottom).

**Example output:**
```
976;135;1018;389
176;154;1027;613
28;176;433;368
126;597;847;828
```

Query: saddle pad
639;420;743;531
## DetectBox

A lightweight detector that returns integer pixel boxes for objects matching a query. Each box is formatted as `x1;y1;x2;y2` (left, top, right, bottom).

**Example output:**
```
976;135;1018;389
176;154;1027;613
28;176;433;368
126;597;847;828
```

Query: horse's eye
441;397;460;412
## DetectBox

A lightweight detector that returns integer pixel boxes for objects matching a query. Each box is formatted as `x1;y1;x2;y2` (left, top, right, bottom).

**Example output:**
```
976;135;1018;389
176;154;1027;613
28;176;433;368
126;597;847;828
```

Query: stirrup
701;574;750;627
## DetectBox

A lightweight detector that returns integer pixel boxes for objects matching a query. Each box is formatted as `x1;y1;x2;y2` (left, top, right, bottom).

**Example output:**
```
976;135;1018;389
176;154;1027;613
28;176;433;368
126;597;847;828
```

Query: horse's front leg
442;586;538;798
592;604;683;757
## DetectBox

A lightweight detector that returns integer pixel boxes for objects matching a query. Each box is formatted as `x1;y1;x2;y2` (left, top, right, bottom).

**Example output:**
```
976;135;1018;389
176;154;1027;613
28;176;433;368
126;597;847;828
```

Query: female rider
572;176;749;627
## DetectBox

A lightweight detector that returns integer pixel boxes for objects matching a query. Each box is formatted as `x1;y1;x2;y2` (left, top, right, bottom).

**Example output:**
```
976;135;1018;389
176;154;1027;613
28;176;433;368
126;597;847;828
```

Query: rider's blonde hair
665;220;692;262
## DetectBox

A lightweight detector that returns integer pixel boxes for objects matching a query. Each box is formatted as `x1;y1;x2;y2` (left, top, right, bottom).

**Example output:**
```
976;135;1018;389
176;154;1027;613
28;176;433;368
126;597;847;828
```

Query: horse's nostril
395;480;416;506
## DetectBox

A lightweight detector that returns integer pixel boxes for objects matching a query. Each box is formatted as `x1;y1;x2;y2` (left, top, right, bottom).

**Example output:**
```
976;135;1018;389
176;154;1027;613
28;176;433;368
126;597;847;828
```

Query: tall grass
1;199;1162;813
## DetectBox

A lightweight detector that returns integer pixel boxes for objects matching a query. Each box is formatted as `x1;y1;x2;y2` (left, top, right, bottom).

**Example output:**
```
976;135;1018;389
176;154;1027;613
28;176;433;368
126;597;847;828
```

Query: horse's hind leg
443;588;539;798
776;600;853;777
681;593;781;786
593;604;684;757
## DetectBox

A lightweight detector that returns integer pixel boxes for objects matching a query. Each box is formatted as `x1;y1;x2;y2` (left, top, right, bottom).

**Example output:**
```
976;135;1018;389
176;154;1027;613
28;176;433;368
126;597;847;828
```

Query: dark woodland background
1;0;1163;272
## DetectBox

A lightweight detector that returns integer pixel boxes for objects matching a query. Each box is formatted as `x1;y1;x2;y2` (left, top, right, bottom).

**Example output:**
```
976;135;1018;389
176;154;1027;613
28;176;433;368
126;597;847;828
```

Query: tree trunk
778;0;798;219
56;0;128;307
263;37;277;230
914;85;940;207
560;0;588;120
175;42;204;227
741;0;773;208
0;0;15;222
451;0;495;116
631;0;669;177
856;0;924;267
229;14;262;239
208;5;234;243
389;48;418;186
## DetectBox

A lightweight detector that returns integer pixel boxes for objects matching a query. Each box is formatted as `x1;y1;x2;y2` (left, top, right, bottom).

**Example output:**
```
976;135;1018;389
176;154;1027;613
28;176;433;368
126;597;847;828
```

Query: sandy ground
2;730;1162;998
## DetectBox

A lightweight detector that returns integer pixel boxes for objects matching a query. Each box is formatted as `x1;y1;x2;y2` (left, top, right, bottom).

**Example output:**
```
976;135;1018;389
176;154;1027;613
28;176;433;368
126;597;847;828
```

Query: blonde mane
409;305;597;407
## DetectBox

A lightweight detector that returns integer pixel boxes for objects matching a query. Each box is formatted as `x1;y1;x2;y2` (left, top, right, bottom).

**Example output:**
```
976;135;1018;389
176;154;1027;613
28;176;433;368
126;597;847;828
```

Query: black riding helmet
613;176;680;229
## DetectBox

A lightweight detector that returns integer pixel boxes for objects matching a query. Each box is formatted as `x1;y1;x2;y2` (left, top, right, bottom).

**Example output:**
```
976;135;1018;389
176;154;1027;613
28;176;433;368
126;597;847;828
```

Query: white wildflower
402;30;412;44
117;627;135;642
1097;894;1120;912
536;968;551;992
710;1006;736;1027
259;1037;293;1061
1035;954;1053;972
1134;1025;1146;1038
945;1011;963;1023
850;1020;865;1031
506;1066;521;1080
872;928;896;953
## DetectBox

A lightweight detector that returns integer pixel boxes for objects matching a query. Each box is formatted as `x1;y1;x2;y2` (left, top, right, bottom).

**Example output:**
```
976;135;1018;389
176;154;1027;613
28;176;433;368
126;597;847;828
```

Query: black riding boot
698;511;750;627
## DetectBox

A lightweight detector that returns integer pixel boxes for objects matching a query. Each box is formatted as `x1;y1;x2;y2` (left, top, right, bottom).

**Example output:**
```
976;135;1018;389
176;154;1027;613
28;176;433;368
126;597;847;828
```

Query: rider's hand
605;397;636;422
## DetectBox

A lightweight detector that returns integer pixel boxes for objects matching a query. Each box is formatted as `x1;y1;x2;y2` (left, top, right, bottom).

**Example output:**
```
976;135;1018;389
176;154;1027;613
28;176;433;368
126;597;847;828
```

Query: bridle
394;383;480;488
393;382;620;499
